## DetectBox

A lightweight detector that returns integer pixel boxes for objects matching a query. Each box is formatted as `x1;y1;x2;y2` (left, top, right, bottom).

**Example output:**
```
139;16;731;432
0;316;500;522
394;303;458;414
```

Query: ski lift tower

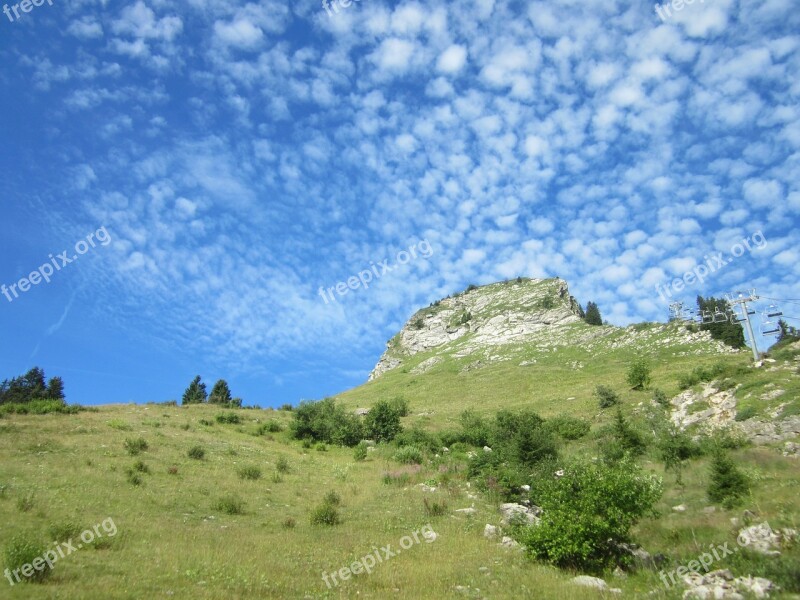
725;290;760;363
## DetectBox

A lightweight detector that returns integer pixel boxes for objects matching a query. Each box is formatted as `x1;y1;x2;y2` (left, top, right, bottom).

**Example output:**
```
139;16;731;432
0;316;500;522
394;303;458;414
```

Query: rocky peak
369;278;584;380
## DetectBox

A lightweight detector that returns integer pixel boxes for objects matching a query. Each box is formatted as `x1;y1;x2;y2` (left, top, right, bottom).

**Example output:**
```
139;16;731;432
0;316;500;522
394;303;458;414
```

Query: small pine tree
584;302;603;326
46;377;65;401
209;380;233;405
707;449;749;508
182;376;207;405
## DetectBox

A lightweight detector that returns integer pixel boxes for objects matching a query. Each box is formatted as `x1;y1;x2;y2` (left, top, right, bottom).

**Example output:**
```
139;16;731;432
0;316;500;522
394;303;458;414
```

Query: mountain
370;277;735;381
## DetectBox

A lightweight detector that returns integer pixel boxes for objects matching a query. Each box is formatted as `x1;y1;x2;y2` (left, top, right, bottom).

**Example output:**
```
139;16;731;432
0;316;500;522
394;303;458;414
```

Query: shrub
459;410;492;447
279;404;293;411
4;536;51;583
124;437;148;456
215;412;241;424
707;449;749;508
263;420;284;433
657;424;700;484
604;409;647;460
394;446;424;464
132;460;150;474
323;491;341;506
310;502;341;526
187;445;206;460
126;471;143;486
519;458;662;572
383;471;412;486
423;497;448;517
275;456;290;473
271;472;283;483
678;363;728;390
316;443;327;452
47;522;82;542
168;466;178;475
199;419;214;426
652;388;670;407
364;400;403;443
595;386;620;409
546;414;590;440
735;406;758;422
626;358;652;390
353;442;368;461
394;425;442;454
282;517;296;529
388;396;410;417
238;465;262;481
214;495;245;515
290;398;364;447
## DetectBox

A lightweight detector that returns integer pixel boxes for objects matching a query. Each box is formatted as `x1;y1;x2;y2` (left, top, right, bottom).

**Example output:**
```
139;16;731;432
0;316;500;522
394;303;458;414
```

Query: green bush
678;363;728;390
290;398;364;447
124;437;148;456
707;449;749;508
626;358;652;390
310;501;341;526
323;491;341;506
276;455;290;473
0;399;80;416
459;410;492;447
388;396;410;416
187;445;206;460
126;471;143;486
47;522;82;542
263;420;284;433
394;425;442;453
423;497;448;517
215;412;241;424
657;424;701;484
394;446;424;464
353;442;368;461
238;465;262;480
132;460;150;474
214;495;245;515
519;458;662;572
734;406;758;422
652;388;670;407
595;385;620;409
364;400;403;442
4;535;51;583
601;409;647;461
545;415;590;440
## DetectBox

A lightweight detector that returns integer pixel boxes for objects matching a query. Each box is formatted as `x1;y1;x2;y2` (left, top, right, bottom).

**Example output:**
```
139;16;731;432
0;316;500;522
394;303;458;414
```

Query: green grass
0;325;797;598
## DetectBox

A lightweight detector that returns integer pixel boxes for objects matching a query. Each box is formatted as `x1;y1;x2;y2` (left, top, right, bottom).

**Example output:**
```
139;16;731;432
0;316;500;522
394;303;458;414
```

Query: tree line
0;367;65;405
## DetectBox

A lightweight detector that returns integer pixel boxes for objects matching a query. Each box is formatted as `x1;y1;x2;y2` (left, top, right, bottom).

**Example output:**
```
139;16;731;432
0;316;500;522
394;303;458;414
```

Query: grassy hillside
1;321;799;598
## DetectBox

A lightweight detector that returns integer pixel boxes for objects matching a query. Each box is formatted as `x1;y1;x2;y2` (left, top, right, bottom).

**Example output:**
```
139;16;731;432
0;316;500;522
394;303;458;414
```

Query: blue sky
0;0;798;407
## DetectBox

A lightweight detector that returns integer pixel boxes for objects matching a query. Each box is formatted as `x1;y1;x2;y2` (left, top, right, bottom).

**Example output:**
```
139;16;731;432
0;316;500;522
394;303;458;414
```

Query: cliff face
369;278;584;380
